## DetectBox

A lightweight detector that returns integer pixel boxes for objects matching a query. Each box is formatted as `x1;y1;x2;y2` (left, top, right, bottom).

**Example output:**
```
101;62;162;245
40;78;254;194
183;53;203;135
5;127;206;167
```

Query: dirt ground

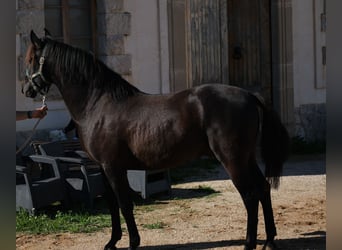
16;155;326;250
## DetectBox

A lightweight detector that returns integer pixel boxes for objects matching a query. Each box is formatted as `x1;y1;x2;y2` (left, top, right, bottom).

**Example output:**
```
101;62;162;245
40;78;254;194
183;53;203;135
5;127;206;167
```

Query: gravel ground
16;154;326;250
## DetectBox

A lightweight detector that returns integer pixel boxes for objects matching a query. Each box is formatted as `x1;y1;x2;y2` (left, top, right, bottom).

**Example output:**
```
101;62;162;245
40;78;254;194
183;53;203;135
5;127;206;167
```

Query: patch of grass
135;204;157;214
16;209;115;234
291;136;326;155
142;221;166;230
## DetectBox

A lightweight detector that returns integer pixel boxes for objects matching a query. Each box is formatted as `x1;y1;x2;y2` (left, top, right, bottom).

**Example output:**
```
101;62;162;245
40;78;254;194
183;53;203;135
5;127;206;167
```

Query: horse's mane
44;39;142;102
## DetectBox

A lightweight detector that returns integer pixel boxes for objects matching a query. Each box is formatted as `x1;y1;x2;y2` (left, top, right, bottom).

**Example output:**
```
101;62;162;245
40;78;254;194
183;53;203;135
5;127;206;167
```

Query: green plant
16;209;115;234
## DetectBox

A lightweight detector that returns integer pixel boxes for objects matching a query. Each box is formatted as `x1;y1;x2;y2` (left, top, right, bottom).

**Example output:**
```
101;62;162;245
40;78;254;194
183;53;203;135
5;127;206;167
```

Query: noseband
25;46;51;95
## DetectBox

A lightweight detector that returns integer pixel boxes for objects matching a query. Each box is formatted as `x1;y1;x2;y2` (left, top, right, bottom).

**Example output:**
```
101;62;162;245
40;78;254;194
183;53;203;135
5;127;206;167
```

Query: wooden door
227;0;272;104
168;0;272;104
187;0;228;87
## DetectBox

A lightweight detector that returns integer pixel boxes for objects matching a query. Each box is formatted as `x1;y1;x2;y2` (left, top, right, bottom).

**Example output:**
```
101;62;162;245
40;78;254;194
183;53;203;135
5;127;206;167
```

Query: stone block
294;107;305;139
16;10;44;34
18;0;44;10
294;103;326;142
98;34;125;56
97;12;131;35
100;54;132;75
97;0;124;13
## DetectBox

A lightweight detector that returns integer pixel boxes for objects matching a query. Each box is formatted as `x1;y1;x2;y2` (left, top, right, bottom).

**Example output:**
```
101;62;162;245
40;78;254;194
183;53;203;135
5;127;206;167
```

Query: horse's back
192;84;259;124
193;83;253;105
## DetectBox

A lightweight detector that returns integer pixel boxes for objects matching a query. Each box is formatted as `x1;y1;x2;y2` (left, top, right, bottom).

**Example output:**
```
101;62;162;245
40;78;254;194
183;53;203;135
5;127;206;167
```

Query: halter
25;46;51;95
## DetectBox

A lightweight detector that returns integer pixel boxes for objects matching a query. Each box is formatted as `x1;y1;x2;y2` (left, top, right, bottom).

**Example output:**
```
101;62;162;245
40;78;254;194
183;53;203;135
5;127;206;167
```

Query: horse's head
22;30;53;98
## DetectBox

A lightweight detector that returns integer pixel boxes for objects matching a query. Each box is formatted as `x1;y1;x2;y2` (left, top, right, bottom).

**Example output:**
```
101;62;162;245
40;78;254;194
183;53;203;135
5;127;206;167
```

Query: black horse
23;30;289;250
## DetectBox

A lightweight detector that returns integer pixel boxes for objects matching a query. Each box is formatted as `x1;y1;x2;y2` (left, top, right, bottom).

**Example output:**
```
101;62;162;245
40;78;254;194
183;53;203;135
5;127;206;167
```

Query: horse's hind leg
233;169;260;250
209;142;260;249
234;158;280;250
103;166;140;250
253;164;278;249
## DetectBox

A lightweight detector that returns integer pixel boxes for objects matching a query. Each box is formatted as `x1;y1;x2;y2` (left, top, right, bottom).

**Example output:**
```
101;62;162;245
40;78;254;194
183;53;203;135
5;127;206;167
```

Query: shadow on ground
170;154;326;186
117;231;326;249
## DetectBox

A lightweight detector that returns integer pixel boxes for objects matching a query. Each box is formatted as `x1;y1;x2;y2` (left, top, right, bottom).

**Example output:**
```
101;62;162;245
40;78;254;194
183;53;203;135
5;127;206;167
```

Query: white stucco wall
124;0;170;94
292;0;326;107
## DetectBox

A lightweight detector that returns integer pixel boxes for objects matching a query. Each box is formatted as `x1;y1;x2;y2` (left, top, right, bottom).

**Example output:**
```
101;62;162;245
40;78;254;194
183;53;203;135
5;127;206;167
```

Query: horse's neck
57;82;92;121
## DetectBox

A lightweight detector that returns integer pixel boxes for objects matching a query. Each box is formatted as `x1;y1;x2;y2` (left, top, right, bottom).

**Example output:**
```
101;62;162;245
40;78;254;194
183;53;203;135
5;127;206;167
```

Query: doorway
168;0;272;104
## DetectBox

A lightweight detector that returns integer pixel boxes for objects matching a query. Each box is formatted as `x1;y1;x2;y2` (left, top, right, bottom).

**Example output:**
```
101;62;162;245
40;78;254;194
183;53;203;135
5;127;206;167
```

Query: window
43;0;97;100
45;0;97;53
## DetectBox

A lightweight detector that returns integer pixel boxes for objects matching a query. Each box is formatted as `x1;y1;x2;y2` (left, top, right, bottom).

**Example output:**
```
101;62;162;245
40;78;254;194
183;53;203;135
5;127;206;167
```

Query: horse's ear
44;28;52;39
30;30;43;49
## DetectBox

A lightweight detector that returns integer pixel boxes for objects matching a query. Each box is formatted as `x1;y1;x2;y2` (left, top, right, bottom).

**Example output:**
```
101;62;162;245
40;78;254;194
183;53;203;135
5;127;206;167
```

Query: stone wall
16;0;44;82
294;103;326;142
16;0;133;146
97;0;132;77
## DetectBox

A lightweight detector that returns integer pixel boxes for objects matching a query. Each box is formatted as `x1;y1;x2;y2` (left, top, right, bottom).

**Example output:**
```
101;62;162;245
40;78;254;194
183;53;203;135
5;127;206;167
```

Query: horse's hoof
129;235;140;250
262;241;278;250
244;244;255;250
128;242;139;250
104;246;117;250
104;241;117;250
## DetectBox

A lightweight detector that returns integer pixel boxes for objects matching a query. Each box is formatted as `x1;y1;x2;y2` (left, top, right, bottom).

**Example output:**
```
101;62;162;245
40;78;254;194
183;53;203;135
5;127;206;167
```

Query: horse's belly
129;134;208;169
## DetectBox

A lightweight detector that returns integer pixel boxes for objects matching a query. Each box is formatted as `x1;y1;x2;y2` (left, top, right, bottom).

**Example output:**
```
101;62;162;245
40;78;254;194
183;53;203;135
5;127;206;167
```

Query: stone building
16;0;326;145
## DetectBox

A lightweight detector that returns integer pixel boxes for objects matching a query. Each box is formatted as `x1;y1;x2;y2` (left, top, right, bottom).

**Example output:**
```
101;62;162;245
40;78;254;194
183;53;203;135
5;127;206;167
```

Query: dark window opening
44;0;97;53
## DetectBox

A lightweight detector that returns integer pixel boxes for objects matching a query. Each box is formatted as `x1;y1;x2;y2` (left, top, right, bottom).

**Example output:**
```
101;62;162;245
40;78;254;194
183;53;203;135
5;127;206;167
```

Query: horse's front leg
103;166;140;250
102;173;123;250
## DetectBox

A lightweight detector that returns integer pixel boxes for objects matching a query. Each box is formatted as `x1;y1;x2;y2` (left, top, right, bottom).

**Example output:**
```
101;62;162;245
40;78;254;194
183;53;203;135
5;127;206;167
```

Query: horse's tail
252;94;290;189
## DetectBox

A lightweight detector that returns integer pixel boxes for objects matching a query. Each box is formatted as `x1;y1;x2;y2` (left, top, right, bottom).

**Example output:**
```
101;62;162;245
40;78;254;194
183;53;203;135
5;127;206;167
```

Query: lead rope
16;96;47;155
